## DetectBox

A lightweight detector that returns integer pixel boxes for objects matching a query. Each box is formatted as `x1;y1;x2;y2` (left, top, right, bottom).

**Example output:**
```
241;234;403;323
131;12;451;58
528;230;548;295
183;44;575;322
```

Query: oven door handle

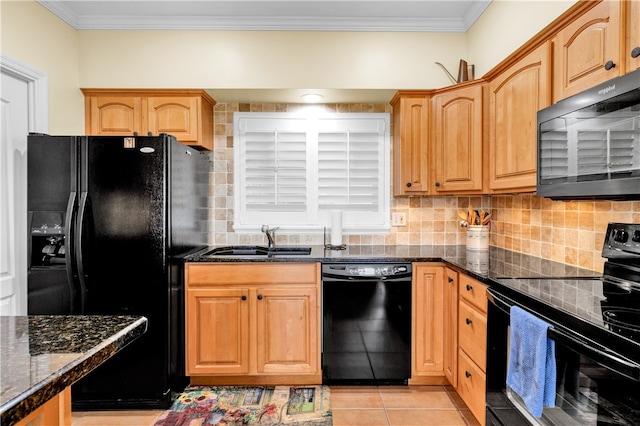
488;288;640;382
547;327;640;382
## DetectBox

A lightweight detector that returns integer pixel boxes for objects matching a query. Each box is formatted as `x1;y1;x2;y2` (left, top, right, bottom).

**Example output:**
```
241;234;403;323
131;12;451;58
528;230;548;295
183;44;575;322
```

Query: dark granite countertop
0;315;147;426
185;245;600;281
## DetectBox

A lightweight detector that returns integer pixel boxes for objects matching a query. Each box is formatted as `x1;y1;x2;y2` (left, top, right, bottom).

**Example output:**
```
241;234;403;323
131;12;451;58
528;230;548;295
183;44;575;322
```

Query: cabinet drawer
459;275;487;313
186;263;320;286
458;301;487;371
458;349;486;425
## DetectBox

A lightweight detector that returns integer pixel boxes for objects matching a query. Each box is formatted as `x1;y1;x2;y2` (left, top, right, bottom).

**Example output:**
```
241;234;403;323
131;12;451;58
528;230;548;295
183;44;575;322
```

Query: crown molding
37;1;491;32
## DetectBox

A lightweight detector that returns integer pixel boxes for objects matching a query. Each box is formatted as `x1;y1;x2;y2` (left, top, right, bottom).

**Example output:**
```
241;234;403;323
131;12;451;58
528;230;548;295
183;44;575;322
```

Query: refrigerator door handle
64;191;78;312
75;191;89;312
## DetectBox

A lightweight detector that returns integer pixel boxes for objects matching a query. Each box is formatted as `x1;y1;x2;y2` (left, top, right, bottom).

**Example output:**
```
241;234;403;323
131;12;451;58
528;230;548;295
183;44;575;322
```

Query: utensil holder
466;225;489;250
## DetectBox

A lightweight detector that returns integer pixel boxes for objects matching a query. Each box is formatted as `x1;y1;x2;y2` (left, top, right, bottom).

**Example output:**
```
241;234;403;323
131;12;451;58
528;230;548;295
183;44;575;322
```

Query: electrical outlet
392;212;407;227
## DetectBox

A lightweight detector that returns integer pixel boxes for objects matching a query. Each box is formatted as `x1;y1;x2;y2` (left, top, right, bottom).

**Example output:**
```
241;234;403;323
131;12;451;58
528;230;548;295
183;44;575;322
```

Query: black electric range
486;223;640;426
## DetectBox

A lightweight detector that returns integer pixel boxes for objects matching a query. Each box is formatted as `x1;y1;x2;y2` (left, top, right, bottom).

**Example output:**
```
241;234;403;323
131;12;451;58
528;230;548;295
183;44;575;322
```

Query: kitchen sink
204;246;312;256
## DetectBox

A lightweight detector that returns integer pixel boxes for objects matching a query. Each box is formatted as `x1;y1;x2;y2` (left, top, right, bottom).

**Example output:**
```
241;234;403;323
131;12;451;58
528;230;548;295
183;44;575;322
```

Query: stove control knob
632;230;640;243
614;229;629;243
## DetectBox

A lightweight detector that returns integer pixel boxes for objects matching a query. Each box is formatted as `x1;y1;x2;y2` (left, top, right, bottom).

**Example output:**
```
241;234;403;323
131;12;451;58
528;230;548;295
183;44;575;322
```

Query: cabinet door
433;84;485;193
552;0;622;102
255;287;319;375
186;287;250;375
489;42;550;193
626;0;640;73
85;95;143;135
412;264;444;376
443;267;458;387
392;94;431;196
147;96;199;142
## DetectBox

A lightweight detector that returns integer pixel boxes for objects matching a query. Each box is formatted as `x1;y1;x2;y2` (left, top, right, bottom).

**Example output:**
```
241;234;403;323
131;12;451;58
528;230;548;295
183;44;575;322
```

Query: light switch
392;212;407;227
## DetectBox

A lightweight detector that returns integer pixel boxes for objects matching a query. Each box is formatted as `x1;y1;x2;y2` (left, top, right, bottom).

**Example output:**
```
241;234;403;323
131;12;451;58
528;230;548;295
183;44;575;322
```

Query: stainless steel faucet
261;224;279;248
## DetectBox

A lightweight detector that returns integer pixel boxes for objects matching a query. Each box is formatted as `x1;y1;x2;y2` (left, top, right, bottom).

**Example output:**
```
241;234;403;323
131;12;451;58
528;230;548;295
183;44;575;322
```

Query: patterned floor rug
153;385;332;426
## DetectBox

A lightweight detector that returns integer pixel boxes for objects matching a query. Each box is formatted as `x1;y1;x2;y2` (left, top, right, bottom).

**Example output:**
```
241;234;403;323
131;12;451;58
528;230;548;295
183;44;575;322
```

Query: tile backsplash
210;102;640;273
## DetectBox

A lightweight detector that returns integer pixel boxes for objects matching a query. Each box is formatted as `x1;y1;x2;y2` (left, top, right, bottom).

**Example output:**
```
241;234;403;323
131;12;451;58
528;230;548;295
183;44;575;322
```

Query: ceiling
37;0;491;32
37;0;492;104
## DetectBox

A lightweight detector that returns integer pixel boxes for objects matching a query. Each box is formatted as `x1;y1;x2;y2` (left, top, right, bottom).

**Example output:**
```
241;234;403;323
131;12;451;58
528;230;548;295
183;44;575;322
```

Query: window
234;112;390;233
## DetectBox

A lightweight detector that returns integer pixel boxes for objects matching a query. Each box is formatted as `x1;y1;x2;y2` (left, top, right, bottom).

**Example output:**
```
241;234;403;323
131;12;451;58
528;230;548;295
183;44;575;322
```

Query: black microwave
537;68;640;200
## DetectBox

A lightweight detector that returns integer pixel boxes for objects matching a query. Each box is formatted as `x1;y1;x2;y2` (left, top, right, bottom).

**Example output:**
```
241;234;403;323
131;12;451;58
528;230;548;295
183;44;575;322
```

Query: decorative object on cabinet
82;89;215;151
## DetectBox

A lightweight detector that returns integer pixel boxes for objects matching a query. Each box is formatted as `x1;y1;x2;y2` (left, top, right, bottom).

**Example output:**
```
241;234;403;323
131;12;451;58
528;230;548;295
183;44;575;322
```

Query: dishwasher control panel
322;263;412;278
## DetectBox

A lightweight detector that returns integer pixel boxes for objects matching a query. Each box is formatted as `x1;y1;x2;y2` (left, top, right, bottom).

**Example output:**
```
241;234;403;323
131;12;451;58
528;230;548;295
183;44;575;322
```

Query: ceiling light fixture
301;93;324;103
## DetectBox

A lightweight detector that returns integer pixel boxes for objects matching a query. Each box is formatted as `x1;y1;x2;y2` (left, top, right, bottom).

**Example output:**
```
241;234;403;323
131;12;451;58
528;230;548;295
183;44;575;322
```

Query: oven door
486;289;640;426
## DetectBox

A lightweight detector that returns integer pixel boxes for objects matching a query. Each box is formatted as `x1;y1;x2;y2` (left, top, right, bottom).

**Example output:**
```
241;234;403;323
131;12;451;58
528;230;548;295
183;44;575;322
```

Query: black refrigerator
27;133;209;409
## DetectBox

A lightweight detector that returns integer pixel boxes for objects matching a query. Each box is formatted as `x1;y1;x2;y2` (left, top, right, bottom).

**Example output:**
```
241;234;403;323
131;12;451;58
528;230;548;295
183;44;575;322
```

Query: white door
0;55;48;315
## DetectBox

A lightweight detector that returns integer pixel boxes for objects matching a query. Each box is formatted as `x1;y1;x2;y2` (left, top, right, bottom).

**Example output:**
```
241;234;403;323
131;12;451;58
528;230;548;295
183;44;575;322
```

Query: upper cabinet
390;92;432;196
626;0;640;73
82;89;215;151
552;0;622;102
489;42;551;193
432;82;487;194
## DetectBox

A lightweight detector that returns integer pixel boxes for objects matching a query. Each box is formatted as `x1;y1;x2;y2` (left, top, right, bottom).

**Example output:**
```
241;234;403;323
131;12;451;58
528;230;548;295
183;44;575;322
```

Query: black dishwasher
322;263;412;385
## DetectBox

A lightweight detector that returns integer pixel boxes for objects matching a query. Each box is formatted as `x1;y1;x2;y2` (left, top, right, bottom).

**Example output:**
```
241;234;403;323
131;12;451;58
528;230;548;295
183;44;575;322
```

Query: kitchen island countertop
0;315;147;426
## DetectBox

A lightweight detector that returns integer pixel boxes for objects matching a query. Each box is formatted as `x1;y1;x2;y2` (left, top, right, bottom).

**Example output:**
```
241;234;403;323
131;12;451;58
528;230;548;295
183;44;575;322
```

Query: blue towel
506;306;556;418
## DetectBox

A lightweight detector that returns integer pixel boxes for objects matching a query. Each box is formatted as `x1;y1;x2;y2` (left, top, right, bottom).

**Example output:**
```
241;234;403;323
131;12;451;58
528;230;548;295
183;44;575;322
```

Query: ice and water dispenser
27;210;74;314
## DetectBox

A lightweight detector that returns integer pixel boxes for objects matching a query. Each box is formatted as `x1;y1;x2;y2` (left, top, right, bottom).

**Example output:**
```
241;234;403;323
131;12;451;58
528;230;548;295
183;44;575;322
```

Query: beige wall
468;0;577;75
0;0;84;134
78;30;467;90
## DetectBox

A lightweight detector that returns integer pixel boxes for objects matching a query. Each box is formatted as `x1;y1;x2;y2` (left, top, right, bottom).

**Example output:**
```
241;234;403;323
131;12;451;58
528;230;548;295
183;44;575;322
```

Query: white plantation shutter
234;112;390;233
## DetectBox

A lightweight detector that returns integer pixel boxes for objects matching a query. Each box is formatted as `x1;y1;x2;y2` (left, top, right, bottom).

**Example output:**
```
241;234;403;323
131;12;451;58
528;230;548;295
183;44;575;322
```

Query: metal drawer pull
465;371;472;378
448;277;454;283
466;318;472;325
466;284;473;291
257;294;263;300
241;295;247;301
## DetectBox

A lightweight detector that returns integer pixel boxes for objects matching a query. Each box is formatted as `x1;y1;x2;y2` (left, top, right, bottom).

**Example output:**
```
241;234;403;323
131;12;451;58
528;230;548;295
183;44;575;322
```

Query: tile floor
71;385;481;426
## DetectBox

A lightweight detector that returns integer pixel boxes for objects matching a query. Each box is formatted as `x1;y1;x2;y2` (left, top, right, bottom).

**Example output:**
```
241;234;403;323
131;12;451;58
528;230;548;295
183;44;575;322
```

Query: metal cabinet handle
465;371;472;378
435;181;441;187
448;277;454;283
604;60;616;70
241;295;247;301
406;182;412;188
257;294;263;300
466;284;473;291
632;47;640;59
466;318;472;325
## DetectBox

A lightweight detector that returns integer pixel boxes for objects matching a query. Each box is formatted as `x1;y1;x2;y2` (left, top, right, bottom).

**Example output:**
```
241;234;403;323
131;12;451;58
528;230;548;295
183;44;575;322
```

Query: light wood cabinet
443;267;458;388
390;92;432;196
432;82;487;194
185;263;321;384
457;273;488;426
411;263;446;384
82;89;215;151
15;387;71;426
625;0;640;73
489;42;551;193
552;0;623;102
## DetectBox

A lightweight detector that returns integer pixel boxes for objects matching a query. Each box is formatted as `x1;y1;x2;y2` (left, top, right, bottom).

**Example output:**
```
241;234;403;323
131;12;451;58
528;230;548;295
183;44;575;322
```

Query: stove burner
602;307;640;341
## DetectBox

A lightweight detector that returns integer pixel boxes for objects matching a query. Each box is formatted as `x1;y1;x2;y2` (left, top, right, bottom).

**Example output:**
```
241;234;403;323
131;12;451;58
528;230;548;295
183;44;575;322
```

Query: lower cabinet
411;263;446;384
457;273;488;426
15;387;71;426
185;263;321;385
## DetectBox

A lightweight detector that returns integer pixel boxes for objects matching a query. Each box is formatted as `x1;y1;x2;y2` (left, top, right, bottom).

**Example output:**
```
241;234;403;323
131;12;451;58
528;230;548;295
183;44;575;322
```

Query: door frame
1;53;48;314
1;53;49;133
